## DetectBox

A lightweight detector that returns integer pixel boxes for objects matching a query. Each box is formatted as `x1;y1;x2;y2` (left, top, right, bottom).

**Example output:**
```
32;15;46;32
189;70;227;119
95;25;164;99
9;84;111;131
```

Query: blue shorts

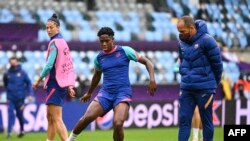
94;89;132;115
46;80;67;106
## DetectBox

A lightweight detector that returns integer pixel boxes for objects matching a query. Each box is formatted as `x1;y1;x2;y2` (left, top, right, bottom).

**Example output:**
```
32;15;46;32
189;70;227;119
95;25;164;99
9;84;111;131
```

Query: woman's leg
47;104;68;141
67;101;104;141
113;102;129;141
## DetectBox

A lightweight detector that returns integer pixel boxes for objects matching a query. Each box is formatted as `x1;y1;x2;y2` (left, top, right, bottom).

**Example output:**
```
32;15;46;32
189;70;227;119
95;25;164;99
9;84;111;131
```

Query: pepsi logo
96;110;114;130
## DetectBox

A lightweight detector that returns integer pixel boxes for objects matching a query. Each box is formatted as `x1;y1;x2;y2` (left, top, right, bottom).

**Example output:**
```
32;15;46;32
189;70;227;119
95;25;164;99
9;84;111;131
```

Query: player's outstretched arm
138;56;157;96
80;68;102;102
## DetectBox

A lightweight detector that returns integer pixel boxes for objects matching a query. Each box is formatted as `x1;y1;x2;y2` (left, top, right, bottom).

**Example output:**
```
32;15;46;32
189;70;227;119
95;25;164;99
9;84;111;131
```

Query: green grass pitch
0;127;223;141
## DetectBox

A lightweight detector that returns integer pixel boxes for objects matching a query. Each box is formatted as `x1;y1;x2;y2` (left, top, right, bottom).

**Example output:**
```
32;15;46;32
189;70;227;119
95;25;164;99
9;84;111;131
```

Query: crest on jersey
17;73;21;77
116;52;121;57
194;44;199;49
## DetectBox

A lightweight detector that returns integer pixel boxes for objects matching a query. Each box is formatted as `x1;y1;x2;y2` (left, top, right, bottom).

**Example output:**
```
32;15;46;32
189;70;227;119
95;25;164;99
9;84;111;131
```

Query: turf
0;127;223;141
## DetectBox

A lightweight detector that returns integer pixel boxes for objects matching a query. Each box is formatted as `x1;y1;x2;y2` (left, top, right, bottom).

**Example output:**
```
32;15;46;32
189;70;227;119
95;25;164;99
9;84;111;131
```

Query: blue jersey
94;46;140;93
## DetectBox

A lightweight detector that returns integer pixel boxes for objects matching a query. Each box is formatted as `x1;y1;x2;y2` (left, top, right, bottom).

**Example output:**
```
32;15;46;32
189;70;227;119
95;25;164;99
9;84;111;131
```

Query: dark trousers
178;91;214;141
7;99;25;134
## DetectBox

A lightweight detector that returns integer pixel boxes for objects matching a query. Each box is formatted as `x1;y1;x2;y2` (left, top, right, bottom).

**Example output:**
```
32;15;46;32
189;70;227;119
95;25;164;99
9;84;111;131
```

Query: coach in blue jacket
3;57;34;138
177;16;223;141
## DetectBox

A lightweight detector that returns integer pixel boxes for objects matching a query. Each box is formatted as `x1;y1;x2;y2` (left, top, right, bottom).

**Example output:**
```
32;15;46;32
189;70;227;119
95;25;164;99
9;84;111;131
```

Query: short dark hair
9;56;17;61
9;56;17;60
179;16;195;27
48;13;60;26
97;27;114;37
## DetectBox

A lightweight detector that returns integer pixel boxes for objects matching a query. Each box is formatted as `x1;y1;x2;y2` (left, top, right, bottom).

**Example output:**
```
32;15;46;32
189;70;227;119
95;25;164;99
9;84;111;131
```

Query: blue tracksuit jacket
3;65;33;101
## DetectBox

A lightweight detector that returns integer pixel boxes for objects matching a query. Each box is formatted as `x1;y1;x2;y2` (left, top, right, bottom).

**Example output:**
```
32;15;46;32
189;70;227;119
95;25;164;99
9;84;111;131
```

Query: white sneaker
66;138;75;141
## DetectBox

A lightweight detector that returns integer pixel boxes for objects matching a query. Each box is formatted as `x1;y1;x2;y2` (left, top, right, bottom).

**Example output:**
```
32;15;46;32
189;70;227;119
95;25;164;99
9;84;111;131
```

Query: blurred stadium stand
0;0;249;45
0;0;250;95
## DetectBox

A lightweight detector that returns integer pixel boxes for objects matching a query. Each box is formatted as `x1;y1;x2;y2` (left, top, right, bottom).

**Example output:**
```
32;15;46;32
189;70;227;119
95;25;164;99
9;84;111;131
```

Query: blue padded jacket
178;20;223;92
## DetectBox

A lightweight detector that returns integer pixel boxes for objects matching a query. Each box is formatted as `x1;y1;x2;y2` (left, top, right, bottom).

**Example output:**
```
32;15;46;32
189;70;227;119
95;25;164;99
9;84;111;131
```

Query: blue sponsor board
0;102;93;132
0;99;249;133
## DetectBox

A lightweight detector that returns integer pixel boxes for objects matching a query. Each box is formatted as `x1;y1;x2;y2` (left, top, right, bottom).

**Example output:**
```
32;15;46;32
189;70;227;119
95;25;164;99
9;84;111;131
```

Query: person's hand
32;80;40;90
20;104;25;110
148;80;157;96
27;95;33;102
68;87;75;98
80;93;92;103
33;77;43;90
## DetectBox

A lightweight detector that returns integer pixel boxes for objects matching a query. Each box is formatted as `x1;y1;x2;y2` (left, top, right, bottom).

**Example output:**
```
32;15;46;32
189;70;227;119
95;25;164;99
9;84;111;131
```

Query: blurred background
0;0;250;140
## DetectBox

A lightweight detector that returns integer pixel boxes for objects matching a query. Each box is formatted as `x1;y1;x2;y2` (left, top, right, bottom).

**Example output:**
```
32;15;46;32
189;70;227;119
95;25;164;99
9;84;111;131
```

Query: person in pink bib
32;13;76;141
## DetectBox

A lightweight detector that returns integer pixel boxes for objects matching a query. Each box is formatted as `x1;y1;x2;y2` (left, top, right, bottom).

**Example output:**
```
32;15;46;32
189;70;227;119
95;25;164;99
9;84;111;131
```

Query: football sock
192;128;199;140
199;129;203;140
67;132;78;141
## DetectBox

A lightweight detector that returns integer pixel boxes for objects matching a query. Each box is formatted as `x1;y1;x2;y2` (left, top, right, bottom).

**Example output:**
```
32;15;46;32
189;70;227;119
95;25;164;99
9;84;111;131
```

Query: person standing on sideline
32;13;76;141
177;15;223;141
67;27;157;141
3;57;34;138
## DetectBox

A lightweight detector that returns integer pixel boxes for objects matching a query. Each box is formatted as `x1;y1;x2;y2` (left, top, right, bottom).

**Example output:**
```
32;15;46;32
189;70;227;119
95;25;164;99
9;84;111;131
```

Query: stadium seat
0;8;14;23
0;0;250;87
20;8;36;23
